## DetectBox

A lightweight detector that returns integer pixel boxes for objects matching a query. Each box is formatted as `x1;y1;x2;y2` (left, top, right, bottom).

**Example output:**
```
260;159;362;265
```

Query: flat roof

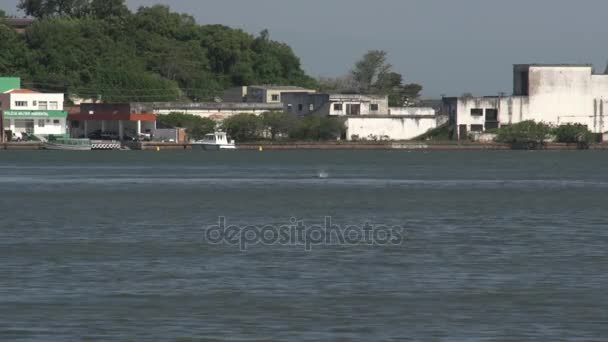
250;85;313;91
514;63;593;68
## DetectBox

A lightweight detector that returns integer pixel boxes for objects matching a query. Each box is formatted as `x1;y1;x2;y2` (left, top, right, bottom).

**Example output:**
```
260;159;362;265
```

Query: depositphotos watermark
204;217;404;251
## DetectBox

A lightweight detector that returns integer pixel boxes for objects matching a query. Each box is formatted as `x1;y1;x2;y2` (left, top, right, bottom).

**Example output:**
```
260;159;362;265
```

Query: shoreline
2;141;608;151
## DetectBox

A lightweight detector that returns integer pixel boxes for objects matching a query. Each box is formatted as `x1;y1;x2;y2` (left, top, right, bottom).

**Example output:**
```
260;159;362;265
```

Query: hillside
0;1;317;102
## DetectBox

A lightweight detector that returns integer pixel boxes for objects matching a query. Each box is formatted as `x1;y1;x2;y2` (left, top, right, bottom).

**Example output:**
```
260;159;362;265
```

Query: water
1;150;607;341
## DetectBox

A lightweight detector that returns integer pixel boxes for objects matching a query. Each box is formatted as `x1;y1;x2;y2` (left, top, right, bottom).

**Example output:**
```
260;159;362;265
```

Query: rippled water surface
1;150;607;341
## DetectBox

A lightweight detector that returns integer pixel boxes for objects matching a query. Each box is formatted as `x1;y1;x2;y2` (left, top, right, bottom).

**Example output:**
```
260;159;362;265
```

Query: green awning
3;110;68;118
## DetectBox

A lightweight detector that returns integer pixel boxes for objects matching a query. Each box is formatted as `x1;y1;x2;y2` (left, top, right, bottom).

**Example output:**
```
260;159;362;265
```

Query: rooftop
514;63;593;68
250;85;313;91
4;89;41;94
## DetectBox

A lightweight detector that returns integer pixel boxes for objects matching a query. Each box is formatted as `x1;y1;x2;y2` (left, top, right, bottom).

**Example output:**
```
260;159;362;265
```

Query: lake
1;150;607;340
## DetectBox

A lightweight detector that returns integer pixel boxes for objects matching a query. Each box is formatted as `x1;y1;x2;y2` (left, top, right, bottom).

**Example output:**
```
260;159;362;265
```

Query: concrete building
443;64;608;139
281;93;390;116
1;85;68;141
68;104;157;141
131;102;284;121
222;85;315;103
346;115;444;141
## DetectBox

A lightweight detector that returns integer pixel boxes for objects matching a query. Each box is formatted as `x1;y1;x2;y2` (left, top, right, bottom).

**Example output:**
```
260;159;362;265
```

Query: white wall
346;116;437;141
389;107;436;116
7;118;66;135
528;66;593;127
9;93;64;111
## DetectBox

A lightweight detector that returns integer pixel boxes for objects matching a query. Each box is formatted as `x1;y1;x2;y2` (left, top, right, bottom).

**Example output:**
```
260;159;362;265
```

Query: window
53;120;60;124
470;124;484;132
33;101;37;106
15;101;27;107
333;103;343;111
485;109;498;121
49;101;59;110
309;104;314;111
298;104;303;112
271;94;279;101
370;103;379;111
38;119;45;128
470;108;483;116
38;101;48;110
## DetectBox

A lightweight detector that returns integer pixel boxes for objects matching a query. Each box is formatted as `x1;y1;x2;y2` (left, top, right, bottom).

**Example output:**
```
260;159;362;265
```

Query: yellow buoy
156;146;160;152
259;146;264;152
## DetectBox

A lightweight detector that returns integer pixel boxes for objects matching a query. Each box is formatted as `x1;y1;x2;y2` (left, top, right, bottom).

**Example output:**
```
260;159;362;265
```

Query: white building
1;89;67;139
130;102;284;121
443;64;608;139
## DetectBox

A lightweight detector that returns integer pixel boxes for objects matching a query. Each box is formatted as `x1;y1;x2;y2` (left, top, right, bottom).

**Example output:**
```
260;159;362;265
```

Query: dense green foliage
1;1;316;102
553;124;594;145
319;50;423;106
156;112;215;140
221;112;345;142
495;121;552;149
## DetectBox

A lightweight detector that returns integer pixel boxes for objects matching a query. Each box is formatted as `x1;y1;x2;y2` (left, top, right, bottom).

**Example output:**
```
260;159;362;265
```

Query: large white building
1;86;67;140
443;64;608;139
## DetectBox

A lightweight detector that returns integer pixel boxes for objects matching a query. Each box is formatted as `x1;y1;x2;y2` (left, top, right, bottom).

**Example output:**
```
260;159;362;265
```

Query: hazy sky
2;0;608;97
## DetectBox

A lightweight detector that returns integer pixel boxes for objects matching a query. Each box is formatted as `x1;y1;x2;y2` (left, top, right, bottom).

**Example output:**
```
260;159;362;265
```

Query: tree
222;113;262;142
352;50;392;93
553;124;594;146
289;116;345;141
495;121;552;149
89;0;129;19
261;111;297;140
0;9;7;18
18;0;90;18
157;112;215;140
323;50;423;106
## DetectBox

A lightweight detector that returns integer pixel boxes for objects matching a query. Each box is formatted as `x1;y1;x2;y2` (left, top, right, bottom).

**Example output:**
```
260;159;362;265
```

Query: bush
495;121;552;149
553;124;594;145
289;116;345;141
222;113;262;142
157;112;215;140
261;111;298;140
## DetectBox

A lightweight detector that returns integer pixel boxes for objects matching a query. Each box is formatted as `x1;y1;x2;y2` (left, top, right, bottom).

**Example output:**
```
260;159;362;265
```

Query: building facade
346;115;442;141
281;93;390;116
222;85;315;103
68;103;157;140
443;64;608;139
1;88;67;140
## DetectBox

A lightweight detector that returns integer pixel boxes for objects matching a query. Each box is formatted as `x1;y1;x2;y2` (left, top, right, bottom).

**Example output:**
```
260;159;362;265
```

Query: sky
2;0;608;98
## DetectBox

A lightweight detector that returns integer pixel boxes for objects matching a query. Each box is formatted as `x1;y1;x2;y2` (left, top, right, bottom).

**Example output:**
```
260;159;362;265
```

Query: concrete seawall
2;141;608;151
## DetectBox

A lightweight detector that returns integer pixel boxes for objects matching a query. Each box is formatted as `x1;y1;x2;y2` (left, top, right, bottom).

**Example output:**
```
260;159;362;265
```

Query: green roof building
0;77;21;93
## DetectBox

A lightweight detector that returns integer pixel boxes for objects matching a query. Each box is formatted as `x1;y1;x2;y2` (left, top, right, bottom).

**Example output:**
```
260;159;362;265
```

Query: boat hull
192;143;236;151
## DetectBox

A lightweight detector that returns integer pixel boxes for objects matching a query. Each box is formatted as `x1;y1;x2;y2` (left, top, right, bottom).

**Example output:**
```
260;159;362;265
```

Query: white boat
44;138;92;151
192;132;236;150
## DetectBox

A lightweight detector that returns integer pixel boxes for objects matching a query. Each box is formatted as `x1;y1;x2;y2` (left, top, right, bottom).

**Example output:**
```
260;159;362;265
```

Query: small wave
0;176;606;189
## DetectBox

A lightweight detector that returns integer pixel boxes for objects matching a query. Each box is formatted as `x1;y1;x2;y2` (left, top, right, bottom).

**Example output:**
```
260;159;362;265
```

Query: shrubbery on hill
1;1;317;102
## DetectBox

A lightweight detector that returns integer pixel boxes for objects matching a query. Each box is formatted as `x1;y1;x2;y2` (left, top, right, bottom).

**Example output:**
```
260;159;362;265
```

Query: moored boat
44;138;92;151
192;132;236;150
